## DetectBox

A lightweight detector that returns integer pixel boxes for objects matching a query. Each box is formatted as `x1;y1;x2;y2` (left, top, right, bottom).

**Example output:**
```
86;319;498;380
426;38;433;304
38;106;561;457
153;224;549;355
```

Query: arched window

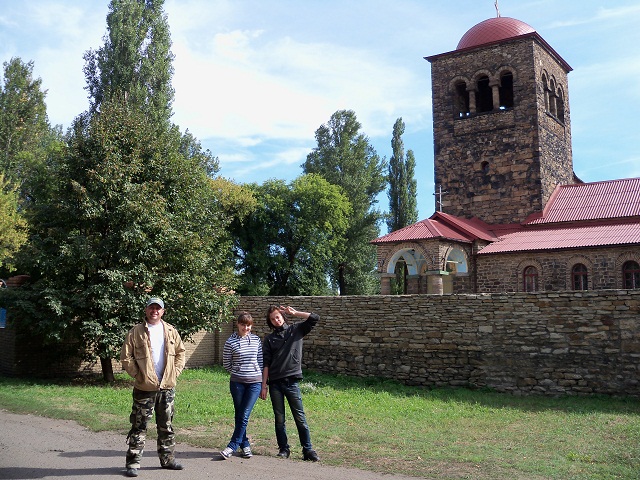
446;248;468;274
542;73;549;111
548;78;557;117
523;266;538;292
572;263;588;290
623;261;640;289
498;71;513;110
476;76;493;113
454;81;470;117
556;88;565;123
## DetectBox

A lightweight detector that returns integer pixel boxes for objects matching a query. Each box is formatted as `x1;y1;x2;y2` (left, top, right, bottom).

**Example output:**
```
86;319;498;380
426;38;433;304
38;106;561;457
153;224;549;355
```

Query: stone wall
476;246;639;292
3;291;639;398
237;291;640;397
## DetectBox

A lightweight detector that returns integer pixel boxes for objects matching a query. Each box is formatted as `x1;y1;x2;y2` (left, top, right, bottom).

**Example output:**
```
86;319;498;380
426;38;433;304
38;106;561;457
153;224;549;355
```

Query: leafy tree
0;173;27;273
387;117;418;233
83;0;175;129
0;57;60;200
11;100;236;381
232;174;351;296
303;110;386;295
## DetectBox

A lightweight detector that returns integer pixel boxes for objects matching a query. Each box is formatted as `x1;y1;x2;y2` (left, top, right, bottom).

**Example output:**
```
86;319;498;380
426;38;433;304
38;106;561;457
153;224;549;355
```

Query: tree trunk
100;357;115;383
338;263;346;295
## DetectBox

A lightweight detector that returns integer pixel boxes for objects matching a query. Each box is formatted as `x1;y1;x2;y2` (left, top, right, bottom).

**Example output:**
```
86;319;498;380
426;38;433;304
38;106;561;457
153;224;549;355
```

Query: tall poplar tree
83;0;174;129
387;117;418;233
304;110;386;295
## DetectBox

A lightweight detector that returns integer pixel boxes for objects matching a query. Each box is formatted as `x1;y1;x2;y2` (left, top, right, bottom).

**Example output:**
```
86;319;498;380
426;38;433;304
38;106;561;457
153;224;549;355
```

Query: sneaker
303;448;319;462
220;447;233;459
241;446;253;458
161;461;184;470
125;467;139;477
276;447;290;458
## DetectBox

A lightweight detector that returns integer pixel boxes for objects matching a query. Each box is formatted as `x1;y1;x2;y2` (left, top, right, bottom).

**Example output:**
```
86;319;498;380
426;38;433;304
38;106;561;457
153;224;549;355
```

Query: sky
1;1;639;224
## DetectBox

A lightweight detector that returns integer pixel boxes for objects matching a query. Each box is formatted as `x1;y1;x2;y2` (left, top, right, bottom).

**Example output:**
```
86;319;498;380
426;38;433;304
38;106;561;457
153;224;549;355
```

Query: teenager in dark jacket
259;305;320;461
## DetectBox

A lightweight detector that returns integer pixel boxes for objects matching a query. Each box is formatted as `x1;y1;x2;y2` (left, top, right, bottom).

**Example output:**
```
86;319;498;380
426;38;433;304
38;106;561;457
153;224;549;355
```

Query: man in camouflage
121;297;186;477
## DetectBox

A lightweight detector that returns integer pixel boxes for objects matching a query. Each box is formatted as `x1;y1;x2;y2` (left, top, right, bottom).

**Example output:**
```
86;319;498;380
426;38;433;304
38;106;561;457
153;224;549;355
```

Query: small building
372;15;640;294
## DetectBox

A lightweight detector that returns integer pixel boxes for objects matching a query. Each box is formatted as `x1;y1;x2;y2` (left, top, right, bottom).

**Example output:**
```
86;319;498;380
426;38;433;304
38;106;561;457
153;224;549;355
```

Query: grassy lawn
0;367;638;479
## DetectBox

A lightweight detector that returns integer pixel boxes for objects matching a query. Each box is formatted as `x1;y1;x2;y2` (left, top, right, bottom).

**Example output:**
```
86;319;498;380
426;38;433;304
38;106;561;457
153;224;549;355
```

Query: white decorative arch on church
444;247;469;274
384;246;427;275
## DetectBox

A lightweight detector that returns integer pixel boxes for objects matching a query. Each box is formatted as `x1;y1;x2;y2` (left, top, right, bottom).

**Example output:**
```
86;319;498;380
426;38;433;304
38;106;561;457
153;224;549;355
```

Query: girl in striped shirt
220;312;263;459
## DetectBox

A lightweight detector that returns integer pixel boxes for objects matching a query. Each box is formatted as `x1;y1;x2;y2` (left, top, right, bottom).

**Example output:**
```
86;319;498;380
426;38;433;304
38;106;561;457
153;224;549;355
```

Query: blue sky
1;1;639;224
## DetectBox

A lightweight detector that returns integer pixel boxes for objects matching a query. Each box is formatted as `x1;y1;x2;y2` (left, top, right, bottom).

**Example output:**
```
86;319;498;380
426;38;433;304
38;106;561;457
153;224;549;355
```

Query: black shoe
125;467;139;477
162;462;184;470
303;448;319;462
276;448;290;458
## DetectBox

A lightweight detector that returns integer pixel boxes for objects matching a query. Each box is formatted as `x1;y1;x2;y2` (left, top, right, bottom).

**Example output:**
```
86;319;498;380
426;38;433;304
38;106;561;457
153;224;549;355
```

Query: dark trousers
126;388;176;468
269;377;313;451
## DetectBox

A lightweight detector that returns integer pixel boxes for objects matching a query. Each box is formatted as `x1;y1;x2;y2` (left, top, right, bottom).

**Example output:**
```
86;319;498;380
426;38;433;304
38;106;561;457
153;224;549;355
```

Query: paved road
0;411;418;480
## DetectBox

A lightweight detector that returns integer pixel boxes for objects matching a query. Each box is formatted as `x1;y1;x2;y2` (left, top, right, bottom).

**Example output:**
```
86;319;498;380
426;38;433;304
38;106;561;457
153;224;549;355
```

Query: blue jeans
269;377;312;451
227;381;261;451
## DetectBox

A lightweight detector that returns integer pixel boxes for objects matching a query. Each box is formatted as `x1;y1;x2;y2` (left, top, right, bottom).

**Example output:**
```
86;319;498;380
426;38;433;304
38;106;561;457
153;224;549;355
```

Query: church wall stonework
476;246;640;292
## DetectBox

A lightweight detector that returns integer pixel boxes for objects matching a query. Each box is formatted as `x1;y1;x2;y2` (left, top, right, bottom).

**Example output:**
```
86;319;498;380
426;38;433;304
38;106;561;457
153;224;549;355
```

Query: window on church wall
548;79;558;117
523;266;539;292
623;261;640;289
498;72;514;110
454;81;470;117
571;263;588;290
541;74;549;111
476;76;493;113
556;89;565;123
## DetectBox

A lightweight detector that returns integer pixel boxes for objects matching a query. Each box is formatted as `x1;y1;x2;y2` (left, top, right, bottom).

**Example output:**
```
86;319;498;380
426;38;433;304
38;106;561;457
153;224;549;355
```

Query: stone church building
372;15;640;295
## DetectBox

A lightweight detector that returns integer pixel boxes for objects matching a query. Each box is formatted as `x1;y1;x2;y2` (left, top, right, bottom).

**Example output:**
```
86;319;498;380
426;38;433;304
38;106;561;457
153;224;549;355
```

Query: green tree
12;100;236;381
386;118;418;294
83;0;175;129
0;173;27;273
233;174;351;296
0;57;60;198
303;110;386;295
387;117;418;233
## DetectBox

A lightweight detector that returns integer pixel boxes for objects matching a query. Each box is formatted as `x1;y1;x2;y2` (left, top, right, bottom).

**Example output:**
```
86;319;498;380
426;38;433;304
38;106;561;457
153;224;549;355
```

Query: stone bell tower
426;16;575;224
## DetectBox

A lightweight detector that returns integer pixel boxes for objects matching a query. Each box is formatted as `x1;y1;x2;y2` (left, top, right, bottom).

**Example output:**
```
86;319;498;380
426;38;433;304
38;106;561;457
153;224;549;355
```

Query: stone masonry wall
476;246;639;292
237;291;640;397
3;291;639;398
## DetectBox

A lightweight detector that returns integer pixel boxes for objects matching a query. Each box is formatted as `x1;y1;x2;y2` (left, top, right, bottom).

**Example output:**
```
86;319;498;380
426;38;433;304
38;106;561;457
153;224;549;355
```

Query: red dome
457;17;535;50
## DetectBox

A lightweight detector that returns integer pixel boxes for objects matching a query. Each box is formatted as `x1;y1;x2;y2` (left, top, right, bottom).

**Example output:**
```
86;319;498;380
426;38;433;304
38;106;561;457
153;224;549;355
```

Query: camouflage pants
125;388;177;469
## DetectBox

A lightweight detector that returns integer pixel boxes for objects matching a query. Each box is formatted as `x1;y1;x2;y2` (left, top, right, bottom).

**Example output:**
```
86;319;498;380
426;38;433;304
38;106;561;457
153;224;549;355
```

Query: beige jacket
120;320;186;391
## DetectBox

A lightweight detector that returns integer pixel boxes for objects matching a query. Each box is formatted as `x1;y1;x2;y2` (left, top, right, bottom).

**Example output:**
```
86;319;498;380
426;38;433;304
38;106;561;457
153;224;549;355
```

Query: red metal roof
371;217;473;244
457;17;535;50
430;212;499;242
374;177;640;253
526;177;640;224
477;223;640;254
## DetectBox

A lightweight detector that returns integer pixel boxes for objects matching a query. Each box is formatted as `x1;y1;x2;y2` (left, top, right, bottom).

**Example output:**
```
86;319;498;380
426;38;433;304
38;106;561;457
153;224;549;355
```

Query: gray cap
146;297;164;309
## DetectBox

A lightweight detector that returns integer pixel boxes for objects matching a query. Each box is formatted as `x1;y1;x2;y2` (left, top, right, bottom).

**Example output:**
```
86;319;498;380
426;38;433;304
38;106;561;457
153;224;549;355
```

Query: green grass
1;367;639;479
